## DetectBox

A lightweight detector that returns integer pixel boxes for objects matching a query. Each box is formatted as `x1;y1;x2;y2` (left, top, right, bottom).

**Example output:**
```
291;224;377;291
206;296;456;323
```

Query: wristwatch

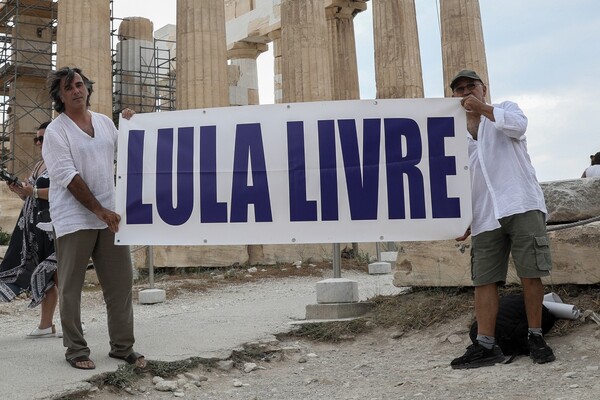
33;186;39;199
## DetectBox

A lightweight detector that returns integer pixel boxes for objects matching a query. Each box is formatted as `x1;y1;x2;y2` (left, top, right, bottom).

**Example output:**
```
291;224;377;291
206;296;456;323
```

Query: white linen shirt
468;101;547;236
42;111;118;238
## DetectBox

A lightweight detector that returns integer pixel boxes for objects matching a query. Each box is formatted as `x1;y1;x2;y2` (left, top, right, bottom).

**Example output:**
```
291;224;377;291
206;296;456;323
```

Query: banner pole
333;243;341;278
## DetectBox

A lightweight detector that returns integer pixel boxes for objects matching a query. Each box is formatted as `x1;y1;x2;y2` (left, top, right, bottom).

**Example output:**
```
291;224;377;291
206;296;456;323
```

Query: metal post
333;243;341;278
146;245;155;289
376;242;381;262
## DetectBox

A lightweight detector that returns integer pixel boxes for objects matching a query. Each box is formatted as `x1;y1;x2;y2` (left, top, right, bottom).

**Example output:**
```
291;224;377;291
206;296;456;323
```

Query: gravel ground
81;315;600;400
3;269;600;400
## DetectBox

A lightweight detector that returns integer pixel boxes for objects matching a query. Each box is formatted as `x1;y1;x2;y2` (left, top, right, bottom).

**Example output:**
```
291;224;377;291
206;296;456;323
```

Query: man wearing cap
450;70;556;369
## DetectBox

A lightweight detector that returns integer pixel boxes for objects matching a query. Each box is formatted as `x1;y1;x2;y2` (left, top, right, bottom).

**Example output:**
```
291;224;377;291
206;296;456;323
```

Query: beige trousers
56;228;134;360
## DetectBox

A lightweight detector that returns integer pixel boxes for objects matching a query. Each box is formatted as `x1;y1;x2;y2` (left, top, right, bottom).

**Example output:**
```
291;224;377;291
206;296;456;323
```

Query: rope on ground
547;214;600;232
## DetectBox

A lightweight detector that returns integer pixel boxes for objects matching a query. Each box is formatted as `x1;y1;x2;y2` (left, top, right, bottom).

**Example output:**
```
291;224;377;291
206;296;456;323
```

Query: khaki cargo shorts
471;210;552;286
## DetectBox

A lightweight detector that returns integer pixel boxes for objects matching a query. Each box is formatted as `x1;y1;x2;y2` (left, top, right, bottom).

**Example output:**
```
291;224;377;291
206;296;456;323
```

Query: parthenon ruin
0;0;490;267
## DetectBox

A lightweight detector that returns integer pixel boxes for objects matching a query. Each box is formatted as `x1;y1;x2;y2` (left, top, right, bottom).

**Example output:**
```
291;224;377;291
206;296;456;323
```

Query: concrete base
380;251;398;267
305;302;374;320
368;261;391;275
316;278;359;303
138;288;166;304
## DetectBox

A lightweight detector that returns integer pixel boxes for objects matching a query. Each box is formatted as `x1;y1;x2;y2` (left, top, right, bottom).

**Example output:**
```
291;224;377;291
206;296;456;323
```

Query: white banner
115;98;471;245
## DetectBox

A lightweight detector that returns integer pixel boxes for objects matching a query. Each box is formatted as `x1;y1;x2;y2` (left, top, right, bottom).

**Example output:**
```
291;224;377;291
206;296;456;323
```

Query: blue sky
114;0;600;182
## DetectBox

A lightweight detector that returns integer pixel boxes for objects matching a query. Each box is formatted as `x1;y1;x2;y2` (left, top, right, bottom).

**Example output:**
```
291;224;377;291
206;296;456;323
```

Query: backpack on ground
469;293;556;358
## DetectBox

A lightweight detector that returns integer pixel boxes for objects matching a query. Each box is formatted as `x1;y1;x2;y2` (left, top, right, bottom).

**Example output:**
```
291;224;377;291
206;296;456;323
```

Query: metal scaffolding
0;1;177;174
111;13;176;124
0;0;56;177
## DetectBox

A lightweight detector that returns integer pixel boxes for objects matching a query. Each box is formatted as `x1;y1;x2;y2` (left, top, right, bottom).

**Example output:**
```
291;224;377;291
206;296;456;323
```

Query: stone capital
325;0;368;20
227;41;269;60
267;28;281;41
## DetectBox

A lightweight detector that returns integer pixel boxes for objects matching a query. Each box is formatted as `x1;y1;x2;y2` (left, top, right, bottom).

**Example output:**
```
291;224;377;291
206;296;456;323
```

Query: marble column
57;0;112;116
227;42;268;106
440;0;490;101
176;0;229;109
268;29;283;104
227;40;268;265
281;0;333;103
115;17;156;113
325;1;367;100
372;0;424;99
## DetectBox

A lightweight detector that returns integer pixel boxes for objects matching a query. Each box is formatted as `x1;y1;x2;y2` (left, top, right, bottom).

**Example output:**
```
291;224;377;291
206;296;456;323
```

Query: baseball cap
450;70;483;90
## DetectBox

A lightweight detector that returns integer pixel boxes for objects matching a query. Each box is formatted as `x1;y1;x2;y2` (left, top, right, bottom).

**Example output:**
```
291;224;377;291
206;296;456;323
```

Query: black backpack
469;294;556;357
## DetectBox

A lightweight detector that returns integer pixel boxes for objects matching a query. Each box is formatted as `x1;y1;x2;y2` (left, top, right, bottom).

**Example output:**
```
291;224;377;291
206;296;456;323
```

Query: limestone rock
541;177;600;223
393;222;600;287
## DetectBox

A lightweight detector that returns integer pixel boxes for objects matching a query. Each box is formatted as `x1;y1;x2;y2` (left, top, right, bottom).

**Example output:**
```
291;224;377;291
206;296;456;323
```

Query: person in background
581;152;600;177
0;122;59;338
449;70;555;369
43;66;144;370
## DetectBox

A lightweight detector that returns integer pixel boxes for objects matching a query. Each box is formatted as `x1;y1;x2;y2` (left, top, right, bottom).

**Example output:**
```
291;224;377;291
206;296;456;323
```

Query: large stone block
139;245;249;268
316;278;359;303
393;240;473;287
261;244;331;264
389;178;600;287
368;262;391;275
138;288;166;304
392;222;600;287
541;177;600;223
545;222;600;285
260;243;378;265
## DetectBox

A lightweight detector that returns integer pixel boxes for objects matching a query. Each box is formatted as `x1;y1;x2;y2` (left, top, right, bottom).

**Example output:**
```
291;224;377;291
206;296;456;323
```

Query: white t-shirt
42;111;118;238
583;165;600;177
468;101;547;236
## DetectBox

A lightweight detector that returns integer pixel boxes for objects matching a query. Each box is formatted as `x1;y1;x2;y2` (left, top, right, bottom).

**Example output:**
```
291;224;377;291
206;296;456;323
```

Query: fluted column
227;42;268;106
57;0;112;116
281;0;333;103
269;29;283;104
227;40;268;265
115;17;156;113
176;0;229;109
325;1;366;100
440;0;490;101
372;0;424;99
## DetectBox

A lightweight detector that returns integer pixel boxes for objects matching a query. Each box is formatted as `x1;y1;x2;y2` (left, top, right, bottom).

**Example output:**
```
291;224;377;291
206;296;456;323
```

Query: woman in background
0;121;58;337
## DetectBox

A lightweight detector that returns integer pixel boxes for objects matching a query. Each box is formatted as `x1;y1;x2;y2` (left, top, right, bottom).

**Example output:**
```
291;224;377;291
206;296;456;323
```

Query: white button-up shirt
468;101;547;236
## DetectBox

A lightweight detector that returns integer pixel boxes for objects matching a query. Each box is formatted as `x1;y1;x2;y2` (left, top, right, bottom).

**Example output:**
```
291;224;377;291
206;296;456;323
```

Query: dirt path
82;316;600;400
3;268;600;400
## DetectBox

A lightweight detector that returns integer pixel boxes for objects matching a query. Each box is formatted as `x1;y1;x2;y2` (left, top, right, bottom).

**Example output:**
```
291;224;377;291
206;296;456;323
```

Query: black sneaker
528;334;555;364
451;343;506;369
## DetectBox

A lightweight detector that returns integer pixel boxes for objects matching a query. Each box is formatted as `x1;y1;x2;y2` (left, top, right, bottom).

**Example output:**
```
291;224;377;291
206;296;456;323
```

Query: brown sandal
109;351;147;368
67;355;96;370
